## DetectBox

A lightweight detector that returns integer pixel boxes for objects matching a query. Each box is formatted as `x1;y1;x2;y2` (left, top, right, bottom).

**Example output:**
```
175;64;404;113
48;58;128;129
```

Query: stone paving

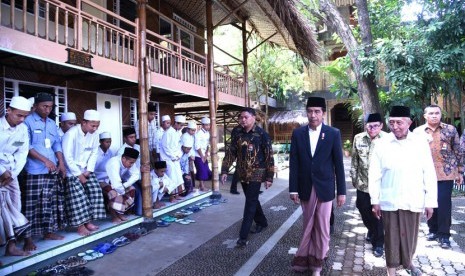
17;157;465;275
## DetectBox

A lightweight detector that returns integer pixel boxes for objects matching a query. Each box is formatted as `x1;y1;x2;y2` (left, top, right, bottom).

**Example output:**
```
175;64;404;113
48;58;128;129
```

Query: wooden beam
242;21;249;107
213;0;250;29
254;0;292;50
248;31;277;54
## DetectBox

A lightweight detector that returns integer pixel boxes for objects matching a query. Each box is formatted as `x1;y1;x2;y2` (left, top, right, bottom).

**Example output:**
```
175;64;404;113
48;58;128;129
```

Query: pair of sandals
57;255;88;268
160;215;177;222
77;249;104;261
111;236;131;247
175;218;196;225
123;226;149;241
93;242;117;255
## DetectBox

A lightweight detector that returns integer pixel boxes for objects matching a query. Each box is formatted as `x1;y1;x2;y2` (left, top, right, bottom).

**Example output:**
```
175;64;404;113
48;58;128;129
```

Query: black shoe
426;232;438;241
373;247;383;258
440;238;451;249
236;239;247;248
230;191;240;195
250;224;268;234
365;231;372;242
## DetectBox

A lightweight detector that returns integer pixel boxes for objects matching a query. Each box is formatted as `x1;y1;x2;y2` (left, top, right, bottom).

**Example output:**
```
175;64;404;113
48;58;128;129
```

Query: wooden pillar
206;0;220;197
242;21;249;107
137;0;152;218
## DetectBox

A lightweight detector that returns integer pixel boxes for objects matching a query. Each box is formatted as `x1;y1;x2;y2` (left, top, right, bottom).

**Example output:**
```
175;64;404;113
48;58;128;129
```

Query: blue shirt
24;112;62;174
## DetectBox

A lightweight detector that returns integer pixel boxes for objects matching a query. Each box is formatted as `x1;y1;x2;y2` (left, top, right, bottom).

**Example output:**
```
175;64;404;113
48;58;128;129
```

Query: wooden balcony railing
0;0;244;98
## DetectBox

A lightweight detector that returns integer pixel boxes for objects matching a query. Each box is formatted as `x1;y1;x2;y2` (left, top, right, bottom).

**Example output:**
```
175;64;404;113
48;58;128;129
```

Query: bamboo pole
242;21;249;107
206;0;220;198
137;0;152;218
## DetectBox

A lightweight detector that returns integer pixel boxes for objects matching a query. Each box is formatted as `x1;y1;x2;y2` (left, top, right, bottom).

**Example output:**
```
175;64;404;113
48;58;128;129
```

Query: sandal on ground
156;220;171;227
93;242;117;255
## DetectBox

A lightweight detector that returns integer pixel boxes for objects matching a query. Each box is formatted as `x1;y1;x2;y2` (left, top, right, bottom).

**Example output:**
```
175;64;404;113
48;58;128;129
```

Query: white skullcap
181;135;194;148
161;115;171;122
83;109;100;121
10;96;32;111
174;115;186;123
187;121;197;130
201;117;211;124
28;97;35;105
60;112;77;122
99;132;111;139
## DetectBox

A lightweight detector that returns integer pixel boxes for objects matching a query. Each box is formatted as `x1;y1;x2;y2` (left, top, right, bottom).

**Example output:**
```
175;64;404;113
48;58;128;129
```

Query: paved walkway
15;157;465;275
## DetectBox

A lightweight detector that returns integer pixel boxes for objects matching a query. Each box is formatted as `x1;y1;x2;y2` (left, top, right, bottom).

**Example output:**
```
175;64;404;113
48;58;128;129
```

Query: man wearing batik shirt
351;113;387;258
413;104;463;249
23;92;67;252
221;107;274;248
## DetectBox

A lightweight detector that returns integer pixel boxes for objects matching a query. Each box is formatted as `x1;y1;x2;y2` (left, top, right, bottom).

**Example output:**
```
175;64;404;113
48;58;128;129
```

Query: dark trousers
133;181;143;216
239;181;267;240
428;180;453;239
230;170;239;193
356;190;384;247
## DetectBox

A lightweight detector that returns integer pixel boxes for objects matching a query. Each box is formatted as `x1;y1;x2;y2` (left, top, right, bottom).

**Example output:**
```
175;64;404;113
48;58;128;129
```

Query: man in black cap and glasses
369;105;437;276
350;113;386;258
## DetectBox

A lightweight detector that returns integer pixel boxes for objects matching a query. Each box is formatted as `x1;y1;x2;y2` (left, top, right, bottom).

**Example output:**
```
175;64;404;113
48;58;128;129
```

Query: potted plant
343;139;352;157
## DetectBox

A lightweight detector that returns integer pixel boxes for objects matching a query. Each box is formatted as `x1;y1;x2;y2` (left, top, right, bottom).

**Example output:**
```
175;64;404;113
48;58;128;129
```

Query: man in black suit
289;97;346;275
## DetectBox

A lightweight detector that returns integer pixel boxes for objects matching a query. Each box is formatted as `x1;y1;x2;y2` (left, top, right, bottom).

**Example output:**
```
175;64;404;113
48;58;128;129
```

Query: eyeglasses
367;124;381;130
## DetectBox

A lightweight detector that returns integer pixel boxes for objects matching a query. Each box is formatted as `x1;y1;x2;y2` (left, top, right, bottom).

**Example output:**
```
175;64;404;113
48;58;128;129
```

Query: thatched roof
268;110;308;125
162;0;321;63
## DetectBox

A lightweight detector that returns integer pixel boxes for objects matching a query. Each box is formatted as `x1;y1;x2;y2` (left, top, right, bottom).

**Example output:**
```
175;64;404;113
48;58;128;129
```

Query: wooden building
0;0;321;273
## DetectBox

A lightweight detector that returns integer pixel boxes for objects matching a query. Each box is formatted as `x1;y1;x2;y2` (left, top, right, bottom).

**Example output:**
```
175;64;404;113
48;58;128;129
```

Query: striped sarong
65;173;106;227
100;182;136;214
0;187;30;245
22;173;67;237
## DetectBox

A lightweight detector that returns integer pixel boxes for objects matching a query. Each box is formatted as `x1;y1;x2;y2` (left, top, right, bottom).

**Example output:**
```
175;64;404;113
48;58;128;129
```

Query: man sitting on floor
117;128;141;169
103;147;140;223
151;161;176;209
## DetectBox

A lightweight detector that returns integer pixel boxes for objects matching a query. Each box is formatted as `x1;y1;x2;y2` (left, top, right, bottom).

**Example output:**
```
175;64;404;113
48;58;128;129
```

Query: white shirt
116;143;141;169
106;155;140;193
150;170;176;201
0;116;29;179
94;147;113;182
194;128;210;158
160;127;182;161
154;127;165;153
181;132;195;158
308;124;322;156
134;119;158;151
369;132;438;212
62;124;100;177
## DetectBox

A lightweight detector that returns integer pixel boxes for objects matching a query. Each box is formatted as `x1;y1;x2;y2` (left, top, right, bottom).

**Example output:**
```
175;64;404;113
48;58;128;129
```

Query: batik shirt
414;123;464;181
221;124;274;183
350;131;386;192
